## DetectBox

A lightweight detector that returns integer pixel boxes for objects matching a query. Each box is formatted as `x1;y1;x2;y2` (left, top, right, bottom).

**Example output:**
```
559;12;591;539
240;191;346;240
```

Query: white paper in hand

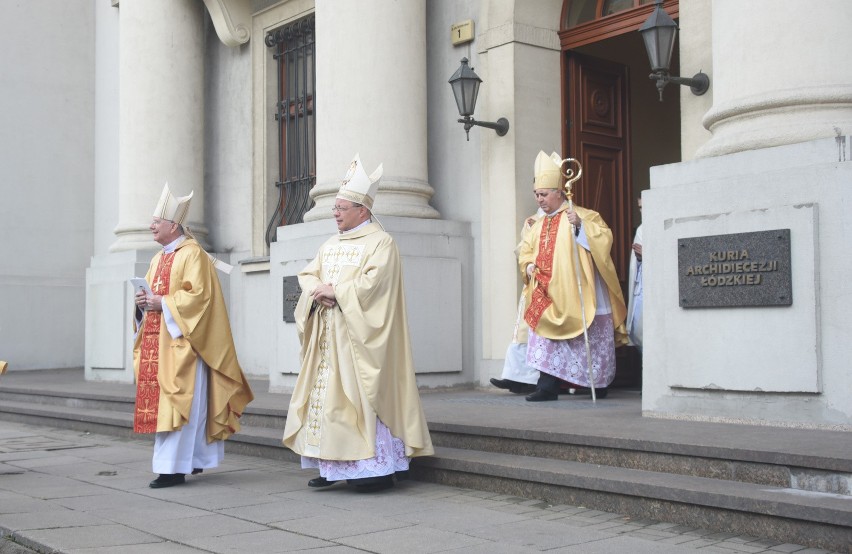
129;278;153;297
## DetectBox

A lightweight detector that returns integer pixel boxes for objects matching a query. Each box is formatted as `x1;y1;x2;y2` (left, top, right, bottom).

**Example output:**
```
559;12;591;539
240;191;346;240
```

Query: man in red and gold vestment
519;152;628;402
133;184;254;488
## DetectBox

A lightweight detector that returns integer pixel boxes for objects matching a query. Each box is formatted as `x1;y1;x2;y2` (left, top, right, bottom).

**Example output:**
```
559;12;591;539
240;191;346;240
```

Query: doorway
560;0;682;387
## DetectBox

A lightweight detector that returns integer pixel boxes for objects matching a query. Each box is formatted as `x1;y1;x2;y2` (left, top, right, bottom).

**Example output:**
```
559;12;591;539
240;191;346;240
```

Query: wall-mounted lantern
639;0;710;101
448;57;510;141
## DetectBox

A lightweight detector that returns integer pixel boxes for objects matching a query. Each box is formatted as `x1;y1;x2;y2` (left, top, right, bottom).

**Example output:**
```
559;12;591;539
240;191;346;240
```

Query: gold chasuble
283;223;434;461
133;238;254;442
519;204;628;346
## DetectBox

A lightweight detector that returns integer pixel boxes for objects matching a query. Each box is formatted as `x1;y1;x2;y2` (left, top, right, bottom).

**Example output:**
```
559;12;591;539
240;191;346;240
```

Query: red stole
524;214;561;331
133;252;176;433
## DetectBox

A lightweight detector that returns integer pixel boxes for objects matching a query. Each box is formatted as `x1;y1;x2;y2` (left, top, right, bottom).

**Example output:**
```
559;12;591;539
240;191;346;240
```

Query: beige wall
0;0;95;370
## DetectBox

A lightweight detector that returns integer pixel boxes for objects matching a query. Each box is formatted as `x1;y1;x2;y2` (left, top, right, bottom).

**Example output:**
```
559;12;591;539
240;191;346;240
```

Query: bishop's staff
560;158;597;404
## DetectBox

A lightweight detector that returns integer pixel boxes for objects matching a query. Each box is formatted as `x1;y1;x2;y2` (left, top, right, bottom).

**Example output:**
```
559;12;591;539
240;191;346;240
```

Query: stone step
427;423;852;493
0;390;285;428
414;446;852;551
0;389;135;413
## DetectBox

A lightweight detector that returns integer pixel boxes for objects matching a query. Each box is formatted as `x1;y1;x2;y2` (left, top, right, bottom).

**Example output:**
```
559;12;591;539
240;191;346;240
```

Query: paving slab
68;543;204;554
271;511;413;540
548;535;699;553
391;502;531;532
17;524;162;551
88;504;213;526
125;513;268;542
185;529;334;553
334;524;489;553
218;497;348;524
284;547;374;554
0;510;112;532
174;488;282;511
50;491;168;513
463;517;618;550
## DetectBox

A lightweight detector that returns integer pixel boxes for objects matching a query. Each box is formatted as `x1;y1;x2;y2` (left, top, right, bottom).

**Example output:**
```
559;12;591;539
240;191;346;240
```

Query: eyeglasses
331;205;355;213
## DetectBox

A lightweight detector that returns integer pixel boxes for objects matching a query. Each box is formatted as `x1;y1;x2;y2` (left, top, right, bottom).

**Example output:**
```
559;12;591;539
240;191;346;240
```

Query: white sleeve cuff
161;303;183;339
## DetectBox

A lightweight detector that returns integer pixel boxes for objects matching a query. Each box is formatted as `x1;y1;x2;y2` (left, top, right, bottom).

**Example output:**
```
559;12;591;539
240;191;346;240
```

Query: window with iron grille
264;15;316;245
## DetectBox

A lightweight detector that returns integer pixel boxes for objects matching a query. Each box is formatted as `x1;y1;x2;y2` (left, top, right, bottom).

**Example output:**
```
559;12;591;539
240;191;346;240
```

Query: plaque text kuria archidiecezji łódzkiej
677;229;792;308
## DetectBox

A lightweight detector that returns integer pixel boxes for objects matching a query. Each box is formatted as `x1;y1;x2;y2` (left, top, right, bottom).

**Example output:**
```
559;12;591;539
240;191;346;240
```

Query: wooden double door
563;51;640;387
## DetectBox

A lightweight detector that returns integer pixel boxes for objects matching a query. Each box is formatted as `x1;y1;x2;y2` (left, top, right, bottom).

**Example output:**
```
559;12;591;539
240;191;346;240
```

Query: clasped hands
134;290;162;312
312;283;337;308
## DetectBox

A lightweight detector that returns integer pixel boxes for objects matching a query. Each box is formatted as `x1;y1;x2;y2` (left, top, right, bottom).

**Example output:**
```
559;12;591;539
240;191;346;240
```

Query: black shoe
191;468;203;475
491;378;536;394
395;470;410;481
149;473;186;488
308;476;337;488
490;378;514;390
525;389;558;402
592;387;608;399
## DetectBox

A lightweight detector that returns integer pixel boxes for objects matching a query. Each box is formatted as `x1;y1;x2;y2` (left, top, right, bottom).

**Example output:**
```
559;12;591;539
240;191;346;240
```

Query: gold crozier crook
559;157;597;404
559;158;583;201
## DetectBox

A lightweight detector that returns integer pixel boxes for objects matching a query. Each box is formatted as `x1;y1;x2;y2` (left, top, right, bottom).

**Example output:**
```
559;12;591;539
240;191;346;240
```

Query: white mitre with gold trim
153;182;193;224
335;153;383;211
533;151;563;190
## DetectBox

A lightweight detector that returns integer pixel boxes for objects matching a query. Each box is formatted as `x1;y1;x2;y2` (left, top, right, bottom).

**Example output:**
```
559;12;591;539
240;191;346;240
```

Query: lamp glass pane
641;23;677;71
464;79;480;116
451;77;479;117
451;79;466;115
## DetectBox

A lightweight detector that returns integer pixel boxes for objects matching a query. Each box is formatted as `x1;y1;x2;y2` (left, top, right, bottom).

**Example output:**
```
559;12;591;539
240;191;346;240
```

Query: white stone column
87;0;208;383
110;0;208;251
304;0;439;221
696;0;852;158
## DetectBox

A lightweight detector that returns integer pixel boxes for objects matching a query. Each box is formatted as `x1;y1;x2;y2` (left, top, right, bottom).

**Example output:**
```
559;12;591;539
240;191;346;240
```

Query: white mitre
533;151;563;190
153;182;193;224
335;153;383;211
151;182;233;274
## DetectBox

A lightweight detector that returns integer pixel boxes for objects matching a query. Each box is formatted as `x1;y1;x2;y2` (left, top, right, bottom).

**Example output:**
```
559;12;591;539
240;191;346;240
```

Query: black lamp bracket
457;116;510;141
650;70;709;101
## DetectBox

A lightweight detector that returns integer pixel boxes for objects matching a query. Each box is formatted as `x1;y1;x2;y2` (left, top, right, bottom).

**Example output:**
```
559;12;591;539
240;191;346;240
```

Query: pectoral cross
152;275;164;294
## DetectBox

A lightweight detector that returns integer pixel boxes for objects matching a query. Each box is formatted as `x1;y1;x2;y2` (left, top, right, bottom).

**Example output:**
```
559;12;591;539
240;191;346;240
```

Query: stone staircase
0;374;850;552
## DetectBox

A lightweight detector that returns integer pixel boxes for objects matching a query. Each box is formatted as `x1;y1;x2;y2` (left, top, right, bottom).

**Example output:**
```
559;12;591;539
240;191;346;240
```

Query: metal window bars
264;15;316;245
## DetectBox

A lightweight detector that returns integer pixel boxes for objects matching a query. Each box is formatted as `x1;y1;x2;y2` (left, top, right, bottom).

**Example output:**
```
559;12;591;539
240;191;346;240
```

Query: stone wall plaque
678;229;792;308
282;276;301;323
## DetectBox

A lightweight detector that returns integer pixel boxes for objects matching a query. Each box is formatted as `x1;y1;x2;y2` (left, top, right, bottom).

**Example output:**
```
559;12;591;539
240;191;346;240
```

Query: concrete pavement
0;421;836;554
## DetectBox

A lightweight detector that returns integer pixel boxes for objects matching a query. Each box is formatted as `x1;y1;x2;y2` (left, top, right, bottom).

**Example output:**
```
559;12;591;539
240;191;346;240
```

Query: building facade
2;0;850;429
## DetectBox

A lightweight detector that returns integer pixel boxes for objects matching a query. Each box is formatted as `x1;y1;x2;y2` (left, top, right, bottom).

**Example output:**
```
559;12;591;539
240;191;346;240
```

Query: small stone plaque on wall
678;229;792;308
282;276;301;323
